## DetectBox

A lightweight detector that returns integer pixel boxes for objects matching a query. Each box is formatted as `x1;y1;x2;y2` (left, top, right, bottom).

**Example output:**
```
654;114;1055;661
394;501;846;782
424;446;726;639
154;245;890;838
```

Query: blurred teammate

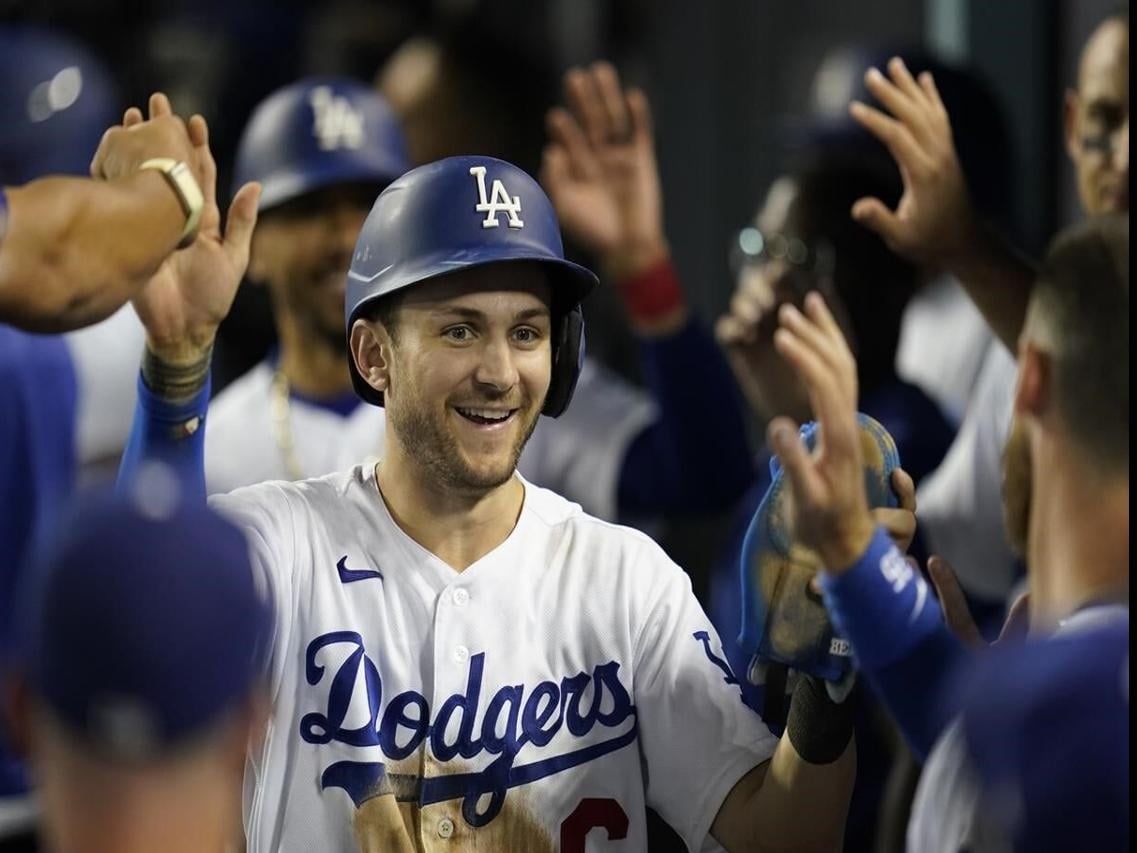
4;482;271;853
0;30;240;844
116;86;857;845
710;153;954;689
852;13;1129;629
957;620;1129;852
709;154;953;848
809;212;1128;850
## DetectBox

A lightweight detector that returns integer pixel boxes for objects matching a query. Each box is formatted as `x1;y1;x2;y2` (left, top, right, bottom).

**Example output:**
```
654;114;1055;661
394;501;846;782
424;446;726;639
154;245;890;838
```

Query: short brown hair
1029;214;1129;470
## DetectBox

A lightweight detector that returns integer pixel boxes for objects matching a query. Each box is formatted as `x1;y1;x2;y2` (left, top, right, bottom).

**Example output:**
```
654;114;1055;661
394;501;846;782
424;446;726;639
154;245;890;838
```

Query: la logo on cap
470;165;524;229
309;86;364;151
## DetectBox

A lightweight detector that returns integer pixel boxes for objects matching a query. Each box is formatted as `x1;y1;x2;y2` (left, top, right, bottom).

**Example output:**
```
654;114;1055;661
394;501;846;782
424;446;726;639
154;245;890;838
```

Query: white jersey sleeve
65;305;146;467
630;538;777;849
896;275;994;425
916;344;1019;602
209;482;297;696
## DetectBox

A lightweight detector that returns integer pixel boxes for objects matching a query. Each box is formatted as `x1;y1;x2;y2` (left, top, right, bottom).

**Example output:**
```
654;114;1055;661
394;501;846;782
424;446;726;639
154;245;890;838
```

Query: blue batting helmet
232;77;410;212
0;26;118;185
345;155;597;418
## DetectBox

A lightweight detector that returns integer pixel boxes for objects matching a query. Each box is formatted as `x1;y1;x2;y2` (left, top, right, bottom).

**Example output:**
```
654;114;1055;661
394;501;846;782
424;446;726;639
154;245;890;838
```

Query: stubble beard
388;385;542;495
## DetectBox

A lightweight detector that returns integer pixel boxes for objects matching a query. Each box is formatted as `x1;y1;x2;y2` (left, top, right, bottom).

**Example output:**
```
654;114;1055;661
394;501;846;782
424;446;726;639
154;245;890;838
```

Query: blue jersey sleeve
819;527;972;759
117;371;211;504
618;317;754;515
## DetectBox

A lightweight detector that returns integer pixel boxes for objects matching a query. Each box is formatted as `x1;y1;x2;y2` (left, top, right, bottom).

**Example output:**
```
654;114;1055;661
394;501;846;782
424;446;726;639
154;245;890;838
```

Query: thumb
926;555;984;649
222;181;261;271
768;417;822;508
851;196;903;247
996;592;1031;645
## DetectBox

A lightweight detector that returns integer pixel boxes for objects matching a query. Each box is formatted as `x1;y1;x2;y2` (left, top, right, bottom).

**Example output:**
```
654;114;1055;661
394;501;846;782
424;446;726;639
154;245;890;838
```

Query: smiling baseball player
115;95;855;850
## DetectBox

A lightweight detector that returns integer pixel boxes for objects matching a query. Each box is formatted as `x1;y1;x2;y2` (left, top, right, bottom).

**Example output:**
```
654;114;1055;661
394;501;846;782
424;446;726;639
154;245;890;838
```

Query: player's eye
513;327;542;345
444;325;474;342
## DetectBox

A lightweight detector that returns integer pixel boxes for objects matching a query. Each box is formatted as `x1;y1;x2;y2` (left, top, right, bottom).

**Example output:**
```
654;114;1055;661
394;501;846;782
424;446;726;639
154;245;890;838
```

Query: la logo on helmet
308;86;364;151
470;166;524;229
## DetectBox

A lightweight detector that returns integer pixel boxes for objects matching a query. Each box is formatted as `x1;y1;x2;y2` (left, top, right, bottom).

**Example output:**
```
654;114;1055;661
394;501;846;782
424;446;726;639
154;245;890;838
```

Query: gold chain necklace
270;369;305;481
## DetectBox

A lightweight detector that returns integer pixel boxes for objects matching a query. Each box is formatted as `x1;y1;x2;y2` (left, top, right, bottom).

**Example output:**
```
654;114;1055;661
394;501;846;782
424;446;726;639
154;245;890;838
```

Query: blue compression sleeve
116;371;210;504
618;318;754;515
819;527;971;760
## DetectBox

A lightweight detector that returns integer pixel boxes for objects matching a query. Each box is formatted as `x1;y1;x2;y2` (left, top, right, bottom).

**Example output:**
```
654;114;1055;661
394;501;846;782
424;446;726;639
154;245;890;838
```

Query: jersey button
454;645;469;663
438;817;455;839
452;588;469;607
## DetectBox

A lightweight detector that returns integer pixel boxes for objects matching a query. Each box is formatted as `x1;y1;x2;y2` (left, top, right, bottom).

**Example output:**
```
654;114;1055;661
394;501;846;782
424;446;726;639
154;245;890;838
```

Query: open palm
127;94;259;362
541;63;665;277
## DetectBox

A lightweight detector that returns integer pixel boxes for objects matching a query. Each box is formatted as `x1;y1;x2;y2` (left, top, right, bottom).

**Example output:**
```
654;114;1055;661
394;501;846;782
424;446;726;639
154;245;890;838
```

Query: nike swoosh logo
336;556;384;584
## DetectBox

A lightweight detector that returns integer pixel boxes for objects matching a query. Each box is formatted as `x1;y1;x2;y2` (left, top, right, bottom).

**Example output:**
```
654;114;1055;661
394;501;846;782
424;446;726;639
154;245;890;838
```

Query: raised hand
848;57;978;268
540;61;667;279
766;292;875;572
128;94;260;366
90;96;200;185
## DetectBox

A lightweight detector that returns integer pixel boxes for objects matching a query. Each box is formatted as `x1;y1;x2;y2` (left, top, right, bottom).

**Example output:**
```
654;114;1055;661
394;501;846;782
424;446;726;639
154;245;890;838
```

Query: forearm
0;173;184;332
820;528;970;759
117;346;211;504
617;302;755;516
719;738;855;852
945;222;1037;353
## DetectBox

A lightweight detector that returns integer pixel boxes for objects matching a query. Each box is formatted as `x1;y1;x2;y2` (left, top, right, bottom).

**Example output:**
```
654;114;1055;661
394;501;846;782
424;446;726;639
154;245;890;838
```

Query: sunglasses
729;227;835;279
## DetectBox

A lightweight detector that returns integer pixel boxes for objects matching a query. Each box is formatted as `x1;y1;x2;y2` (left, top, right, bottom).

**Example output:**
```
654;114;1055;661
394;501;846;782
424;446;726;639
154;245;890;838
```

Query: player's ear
350;318;391;395
1063;88;1080;161
1013;341;1049;421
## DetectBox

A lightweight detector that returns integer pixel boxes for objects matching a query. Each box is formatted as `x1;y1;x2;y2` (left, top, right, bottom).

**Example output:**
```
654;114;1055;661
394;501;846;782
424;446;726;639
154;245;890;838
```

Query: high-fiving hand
540;61;668;280
848;57;978;269
125;93;261;365
767;293;876;572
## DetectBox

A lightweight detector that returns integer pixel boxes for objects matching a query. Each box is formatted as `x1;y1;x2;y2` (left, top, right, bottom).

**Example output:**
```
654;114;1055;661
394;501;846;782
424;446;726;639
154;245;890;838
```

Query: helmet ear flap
542;306;585;418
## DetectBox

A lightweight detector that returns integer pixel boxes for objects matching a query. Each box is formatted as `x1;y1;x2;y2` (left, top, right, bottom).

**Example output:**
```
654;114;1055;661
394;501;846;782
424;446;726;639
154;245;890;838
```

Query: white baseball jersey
915;343;1019;602
205;357;657;520
213;465;776;852
64;304;146;470
896;274;995;426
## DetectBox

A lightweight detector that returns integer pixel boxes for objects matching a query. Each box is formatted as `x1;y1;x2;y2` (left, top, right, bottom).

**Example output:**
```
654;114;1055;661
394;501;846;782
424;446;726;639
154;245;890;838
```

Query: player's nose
1113;119;1129;176
473;336;520;392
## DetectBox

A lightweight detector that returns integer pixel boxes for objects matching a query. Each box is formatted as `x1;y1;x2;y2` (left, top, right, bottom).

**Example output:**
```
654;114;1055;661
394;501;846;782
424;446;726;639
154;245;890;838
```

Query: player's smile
452;405;520;429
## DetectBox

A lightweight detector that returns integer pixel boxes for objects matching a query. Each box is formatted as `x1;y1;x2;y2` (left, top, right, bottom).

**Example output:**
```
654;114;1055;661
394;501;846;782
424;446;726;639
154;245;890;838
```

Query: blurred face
1002;415;1033;557
249;183;378;346
1066;19;1129;214
381;263;553;493
727;178;845;422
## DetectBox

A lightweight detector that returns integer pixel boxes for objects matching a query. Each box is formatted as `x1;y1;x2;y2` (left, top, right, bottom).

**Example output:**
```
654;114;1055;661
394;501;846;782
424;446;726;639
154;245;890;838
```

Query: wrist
602;237;670;282
142;341;213;404
137;158;204;249
786;674;854;764
610;250;687;328
817;514;877;575
936;208;988;275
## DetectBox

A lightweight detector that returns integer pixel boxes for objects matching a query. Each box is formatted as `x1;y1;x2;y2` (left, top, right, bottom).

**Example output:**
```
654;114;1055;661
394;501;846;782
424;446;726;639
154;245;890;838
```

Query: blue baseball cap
0;26;119;185
232;77;411;212
14;473;272;759
960;619;1129;852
